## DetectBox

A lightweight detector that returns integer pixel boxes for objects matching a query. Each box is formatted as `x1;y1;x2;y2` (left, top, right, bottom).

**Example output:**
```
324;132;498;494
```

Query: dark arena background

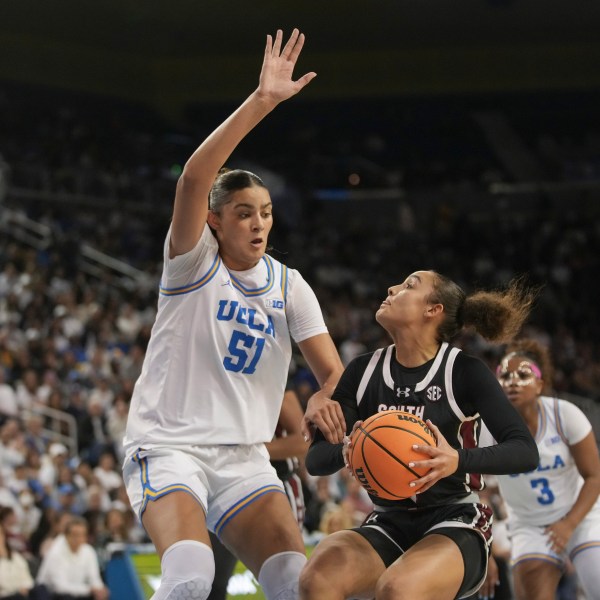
1;1;599;598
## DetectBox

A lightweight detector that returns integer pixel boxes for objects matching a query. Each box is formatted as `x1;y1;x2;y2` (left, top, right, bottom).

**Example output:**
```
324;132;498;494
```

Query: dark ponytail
430;274;539;344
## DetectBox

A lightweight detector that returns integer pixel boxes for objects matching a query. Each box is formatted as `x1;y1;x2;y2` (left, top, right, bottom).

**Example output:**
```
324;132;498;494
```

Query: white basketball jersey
492;396;597;526
124;224;327;455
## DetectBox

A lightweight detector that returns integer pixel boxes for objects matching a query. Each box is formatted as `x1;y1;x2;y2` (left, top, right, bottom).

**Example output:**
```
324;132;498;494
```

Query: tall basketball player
121;29;344;600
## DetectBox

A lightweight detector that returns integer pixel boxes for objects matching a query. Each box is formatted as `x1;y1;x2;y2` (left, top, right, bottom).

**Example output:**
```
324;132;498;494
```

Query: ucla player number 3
224;330;266;374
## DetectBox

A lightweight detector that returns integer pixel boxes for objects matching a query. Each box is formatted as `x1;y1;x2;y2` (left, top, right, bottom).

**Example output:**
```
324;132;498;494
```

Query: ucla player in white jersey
487;339;600;600
122;29;344;600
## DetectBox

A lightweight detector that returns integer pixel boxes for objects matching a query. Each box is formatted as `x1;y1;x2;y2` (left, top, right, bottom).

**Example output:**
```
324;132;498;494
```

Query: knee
153;540;215;600
375;573;411;600
298;560;330;598
258;551;306;600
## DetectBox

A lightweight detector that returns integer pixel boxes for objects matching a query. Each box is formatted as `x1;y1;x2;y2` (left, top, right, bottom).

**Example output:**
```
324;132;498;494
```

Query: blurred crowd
0;83;599;597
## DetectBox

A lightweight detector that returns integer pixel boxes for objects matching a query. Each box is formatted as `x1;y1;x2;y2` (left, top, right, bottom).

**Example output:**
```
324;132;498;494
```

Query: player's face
496;355;543;408
376;270;436;329
210;186;273;270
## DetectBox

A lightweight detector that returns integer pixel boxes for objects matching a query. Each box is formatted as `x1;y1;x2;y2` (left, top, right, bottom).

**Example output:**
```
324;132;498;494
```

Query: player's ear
535;378;544;395
425;303;444;318
207;210;220;231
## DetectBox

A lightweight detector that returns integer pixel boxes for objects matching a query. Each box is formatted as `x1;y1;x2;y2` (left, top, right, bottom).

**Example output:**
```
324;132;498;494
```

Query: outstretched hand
257;29;317;106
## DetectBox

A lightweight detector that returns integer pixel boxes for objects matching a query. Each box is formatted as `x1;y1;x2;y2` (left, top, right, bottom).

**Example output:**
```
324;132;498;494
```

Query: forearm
562;475;600;528
458;435;539;475
305;439;345;475
171;90;279;255
265;433;308;461
180;91;277;184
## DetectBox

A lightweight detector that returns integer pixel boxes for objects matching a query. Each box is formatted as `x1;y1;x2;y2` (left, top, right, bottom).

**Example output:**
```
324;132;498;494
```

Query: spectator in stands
95;508;129;547
14;370;40;412
0;473;16;511
0;506;28;556
38;443;68;492
0;513;34;600
35;516;108;600
0;368;18;419
303;476;340;534
92;452;121;496
0;419;26;475
338;473;373;527
318;505;354;536
105;395;128;463
14;489;41;550
50;484;84;517
22;415;49;457
77;399;109;466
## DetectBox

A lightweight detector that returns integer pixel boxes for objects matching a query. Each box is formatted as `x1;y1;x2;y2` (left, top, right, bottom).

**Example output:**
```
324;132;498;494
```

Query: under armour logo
396;387;410;398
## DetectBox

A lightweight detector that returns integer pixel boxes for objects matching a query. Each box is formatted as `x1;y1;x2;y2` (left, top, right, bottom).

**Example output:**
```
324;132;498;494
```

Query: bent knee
375;573;434;600
376;577;404;600
299;563;335;598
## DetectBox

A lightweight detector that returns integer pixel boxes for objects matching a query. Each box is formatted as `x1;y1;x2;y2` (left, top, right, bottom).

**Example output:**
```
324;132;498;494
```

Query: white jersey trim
382;345;395;390
415;342;449;392
356;348;385;405
444;346;470;421
160;251;222;296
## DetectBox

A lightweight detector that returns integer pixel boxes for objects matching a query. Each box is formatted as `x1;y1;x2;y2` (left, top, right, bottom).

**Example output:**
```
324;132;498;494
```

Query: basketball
349;410;436;500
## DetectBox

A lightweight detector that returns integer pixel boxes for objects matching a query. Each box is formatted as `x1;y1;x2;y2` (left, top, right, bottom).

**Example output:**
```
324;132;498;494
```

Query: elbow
305;445;332;476
176;169;196;194
522;442;540;473
304;451;323;476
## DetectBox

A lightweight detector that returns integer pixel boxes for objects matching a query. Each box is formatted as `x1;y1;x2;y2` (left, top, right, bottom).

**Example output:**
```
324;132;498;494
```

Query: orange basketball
349;410;436;500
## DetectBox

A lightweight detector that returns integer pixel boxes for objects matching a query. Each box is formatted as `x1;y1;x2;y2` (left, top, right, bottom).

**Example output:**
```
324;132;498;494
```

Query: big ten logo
265;298;284;309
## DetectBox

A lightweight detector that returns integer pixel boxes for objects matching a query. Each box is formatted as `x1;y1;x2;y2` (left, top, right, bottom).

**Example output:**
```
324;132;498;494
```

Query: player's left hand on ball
407;419;459;494
342;421;362;473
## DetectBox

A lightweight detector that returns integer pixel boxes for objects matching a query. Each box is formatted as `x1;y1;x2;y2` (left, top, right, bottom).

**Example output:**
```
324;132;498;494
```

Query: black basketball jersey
306;342;539;511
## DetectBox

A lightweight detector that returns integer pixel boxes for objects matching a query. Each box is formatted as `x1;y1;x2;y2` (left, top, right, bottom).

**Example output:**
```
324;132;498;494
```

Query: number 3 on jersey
223;330;265;374
531;477;555;505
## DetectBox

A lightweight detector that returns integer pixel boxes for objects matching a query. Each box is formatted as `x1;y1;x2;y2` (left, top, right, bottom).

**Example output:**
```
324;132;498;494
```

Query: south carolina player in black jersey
299;271;540;600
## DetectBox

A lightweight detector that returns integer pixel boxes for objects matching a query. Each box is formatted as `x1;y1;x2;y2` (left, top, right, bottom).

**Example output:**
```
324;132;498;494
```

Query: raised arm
170;29;316;258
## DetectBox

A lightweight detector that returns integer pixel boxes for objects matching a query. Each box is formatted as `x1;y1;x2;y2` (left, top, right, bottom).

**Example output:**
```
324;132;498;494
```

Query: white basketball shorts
123;444;285;538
